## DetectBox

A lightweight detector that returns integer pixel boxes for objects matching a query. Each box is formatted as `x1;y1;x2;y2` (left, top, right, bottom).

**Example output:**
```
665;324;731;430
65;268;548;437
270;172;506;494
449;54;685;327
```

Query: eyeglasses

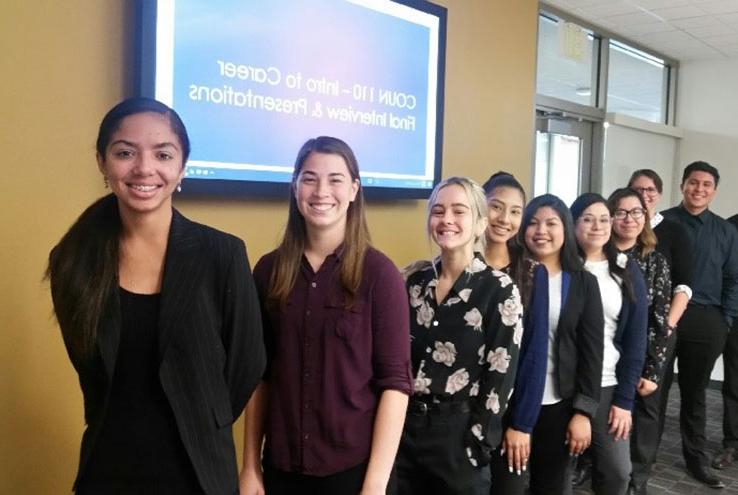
633;187;658;195
613;208;645;220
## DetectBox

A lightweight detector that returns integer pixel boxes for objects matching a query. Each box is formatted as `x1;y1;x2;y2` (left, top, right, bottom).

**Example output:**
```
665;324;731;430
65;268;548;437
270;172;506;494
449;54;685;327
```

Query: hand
238;468;265;495
607;405;632;441
500;427;530;475
637;378;658;397
566;413;591;456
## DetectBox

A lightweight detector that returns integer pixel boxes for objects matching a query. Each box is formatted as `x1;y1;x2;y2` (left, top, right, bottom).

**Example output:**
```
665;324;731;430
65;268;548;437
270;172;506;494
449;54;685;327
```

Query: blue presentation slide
154;0;440;189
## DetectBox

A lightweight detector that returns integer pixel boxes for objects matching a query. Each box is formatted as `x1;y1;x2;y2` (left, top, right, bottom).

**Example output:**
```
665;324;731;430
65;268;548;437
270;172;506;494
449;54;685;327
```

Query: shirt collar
651;212;664;229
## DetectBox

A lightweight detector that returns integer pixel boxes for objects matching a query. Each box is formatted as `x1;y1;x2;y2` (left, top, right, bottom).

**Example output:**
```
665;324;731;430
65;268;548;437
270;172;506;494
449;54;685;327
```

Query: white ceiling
541;0;738;60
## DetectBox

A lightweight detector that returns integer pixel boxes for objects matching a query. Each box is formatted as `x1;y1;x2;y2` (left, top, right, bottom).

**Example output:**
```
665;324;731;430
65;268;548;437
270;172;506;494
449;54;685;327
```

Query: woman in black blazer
46;97;265;494
516;194;604;495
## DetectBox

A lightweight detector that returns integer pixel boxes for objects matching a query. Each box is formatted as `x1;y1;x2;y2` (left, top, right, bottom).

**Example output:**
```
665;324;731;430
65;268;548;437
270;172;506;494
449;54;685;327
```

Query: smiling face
575;202;612;256
486;186;524;245
612;195;645;247
681;170;717;215
294;151;359;236
630;174;661;215
524;206;565;265
97;112;185;217
429;184;484;255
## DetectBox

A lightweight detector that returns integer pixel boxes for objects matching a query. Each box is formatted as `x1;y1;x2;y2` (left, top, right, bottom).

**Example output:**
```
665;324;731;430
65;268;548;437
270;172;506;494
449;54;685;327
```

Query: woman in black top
46;98;265;494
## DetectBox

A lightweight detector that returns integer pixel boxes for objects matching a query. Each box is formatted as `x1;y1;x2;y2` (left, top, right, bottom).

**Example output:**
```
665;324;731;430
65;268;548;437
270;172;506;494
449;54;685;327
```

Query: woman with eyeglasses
570;193;648;495
607;187;675;494
626;170;693;494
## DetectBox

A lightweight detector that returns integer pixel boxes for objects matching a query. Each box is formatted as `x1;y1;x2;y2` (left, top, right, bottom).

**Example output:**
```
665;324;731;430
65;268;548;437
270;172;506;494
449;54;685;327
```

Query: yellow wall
0;1;537;492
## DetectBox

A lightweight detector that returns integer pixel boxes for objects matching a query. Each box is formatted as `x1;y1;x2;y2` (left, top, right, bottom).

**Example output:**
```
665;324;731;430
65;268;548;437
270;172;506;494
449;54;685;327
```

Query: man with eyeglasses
661;161;738;489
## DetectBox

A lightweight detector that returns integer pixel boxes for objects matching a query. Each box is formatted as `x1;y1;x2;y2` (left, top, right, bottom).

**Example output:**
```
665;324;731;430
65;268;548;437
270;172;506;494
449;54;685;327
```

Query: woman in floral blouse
394;176;523;495
607;187;674;494
481;172;549;494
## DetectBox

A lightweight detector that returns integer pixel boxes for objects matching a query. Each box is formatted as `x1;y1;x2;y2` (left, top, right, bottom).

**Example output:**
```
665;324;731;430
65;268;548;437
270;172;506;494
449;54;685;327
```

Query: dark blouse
652;214;693;293
253;247;412;476
406;253;522;466
77;288;202;494
623;246;671;383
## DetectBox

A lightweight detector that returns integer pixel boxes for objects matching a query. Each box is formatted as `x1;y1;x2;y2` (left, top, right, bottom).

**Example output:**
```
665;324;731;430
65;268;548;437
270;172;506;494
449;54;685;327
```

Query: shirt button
433;320;439;326
311;282;317;288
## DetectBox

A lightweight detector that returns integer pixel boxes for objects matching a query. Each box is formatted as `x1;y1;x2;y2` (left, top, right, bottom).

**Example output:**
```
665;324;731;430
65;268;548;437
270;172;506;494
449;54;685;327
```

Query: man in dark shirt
662;161;738;489
713;213;738;473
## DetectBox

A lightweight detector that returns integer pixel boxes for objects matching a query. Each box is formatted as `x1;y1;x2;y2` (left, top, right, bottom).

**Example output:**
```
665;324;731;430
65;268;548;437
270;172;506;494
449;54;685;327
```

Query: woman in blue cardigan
481;173;548;494
502;194;604;495
571;193;648;495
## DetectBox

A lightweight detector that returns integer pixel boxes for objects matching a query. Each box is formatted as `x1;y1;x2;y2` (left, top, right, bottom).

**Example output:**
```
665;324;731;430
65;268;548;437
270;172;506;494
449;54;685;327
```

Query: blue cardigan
508;263;549;433
611;259;648;411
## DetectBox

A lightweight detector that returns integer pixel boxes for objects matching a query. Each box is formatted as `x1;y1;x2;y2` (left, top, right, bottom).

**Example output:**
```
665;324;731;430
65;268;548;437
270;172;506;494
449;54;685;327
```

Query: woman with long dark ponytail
47;97;265;494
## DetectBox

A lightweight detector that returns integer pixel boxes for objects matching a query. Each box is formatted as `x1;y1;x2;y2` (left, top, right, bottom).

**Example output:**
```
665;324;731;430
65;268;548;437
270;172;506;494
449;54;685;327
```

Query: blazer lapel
157;209;208;361
97;290;121;381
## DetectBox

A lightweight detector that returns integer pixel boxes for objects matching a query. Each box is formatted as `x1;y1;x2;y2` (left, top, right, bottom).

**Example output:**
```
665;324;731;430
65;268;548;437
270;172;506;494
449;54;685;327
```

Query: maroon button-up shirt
253;246;412;476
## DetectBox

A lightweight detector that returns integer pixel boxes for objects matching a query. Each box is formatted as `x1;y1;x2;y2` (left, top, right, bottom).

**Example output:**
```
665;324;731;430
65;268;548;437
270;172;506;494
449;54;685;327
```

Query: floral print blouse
624;245;672;383
406;253;523;467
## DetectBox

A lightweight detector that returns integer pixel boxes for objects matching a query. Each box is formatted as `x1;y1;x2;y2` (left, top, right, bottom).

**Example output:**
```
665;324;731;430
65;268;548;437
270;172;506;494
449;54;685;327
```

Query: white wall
675;58;738;382
676;58;738;217
601;117;679;204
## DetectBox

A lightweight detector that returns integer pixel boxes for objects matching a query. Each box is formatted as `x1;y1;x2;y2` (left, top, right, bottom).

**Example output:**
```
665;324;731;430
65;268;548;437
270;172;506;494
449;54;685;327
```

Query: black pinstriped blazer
66;209;266;494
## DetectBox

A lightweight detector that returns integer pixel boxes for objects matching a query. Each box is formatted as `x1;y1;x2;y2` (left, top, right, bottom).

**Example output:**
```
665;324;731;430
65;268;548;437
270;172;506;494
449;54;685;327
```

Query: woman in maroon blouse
240;136;413;495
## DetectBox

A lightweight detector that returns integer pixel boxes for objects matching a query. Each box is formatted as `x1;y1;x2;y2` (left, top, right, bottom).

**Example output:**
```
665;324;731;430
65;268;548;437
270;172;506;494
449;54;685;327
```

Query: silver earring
177;183;182;193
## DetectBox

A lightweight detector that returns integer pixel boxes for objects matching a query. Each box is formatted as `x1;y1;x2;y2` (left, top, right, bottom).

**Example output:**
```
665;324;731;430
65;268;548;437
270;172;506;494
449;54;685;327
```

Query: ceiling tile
701;32;738;44
616;22;677;36
717;12;738;24
650;5;712;20
630;0;693;9
671;16;725;28
564;0;614;7
602;11;662;25
685;23;738;36
637;29;698;43
698;0;738;15
578;2;641;17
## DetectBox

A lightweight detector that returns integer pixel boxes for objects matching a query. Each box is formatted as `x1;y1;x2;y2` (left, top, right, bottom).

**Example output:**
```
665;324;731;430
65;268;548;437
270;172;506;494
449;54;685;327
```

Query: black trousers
393;405;490;495
676;305;730;469
263;460;369;495
630;331;677;489
722;318;738;449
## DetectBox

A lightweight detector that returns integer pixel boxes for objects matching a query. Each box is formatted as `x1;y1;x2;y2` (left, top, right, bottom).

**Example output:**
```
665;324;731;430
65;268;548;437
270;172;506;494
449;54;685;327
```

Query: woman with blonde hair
394;176;522;494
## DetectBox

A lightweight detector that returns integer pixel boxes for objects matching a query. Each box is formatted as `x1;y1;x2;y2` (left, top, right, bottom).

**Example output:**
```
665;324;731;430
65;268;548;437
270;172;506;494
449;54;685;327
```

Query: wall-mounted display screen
138;0;447;198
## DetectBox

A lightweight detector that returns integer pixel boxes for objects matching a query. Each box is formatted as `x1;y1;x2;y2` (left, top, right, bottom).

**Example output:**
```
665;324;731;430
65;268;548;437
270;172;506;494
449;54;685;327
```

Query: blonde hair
426;176;489;253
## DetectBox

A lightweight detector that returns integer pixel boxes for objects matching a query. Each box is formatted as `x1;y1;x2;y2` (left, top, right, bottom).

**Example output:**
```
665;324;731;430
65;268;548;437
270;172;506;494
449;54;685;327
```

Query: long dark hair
483;171;530;302
607;187;657;258
519;194;584;273
268;136;370;308
570;193;635;302
46;97;189;361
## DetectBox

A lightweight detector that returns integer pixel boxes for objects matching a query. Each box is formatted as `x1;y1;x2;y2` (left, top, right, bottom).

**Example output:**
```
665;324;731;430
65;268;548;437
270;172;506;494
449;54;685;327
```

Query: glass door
534;113;593;207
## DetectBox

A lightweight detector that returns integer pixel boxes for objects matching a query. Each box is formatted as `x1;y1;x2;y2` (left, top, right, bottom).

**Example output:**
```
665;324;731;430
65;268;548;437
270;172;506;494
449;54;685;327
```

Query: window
536;15;599;106
607;40;669;123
